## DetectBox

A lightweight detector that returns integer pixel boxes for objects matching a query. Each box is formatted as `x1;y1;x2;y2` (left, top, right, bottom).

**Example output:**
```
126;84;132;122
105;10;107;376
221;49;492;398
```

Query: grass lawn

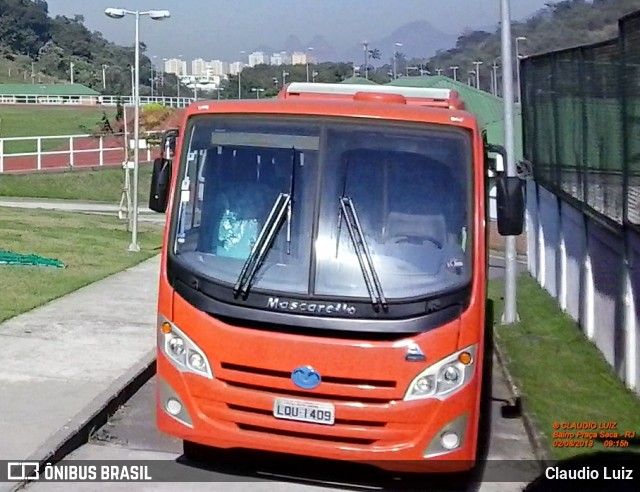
0;106;118;153
489;275;640;461
0;207;163;324
0;165;153;203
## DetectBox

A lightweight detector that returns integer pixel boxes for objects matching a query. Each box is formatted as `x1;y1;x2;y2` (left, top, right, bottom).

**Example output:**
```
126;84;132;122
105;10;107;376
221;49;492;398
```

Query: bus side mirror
495;174;524;236
149;157;171;213
486;144;524;237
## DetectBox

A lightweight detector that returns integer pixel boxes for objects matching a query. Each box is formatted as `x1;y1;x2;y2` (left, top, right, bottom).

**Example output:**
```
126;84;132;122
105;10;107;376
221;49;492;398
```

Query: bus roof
280;82;465;110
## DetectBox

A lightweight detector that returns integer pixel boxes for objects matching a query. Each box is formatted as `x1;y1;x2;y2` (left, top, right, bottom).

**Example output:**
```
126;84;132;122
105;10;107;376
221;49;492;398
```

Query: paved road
24;258;535;492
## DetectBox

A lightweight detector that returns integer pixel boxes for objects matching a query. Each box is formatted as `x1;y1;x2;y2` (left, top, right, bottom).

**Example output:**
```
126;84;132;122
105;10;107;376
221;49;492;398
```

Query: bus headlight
158;318;214;379
168;336;186;359
404;345;477;401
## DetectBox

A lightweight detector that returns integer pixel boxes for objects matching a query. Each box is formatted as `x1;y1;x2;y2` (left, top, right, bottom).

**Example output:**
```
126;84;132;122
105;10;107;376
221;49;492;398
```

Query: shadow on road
176;449;484;491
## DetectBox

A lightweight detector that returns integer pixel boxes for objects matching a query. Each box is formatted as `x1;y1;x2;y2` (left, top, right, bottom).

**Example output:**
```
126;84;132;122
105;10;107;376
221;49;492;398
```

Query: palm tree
366;48;381;79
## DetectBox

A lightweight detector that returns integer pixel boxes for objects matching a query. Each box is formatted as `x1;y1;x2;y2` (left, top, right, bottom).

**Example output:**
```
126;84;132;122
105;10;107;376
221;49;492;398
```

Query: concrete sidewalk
0;198;165;224
0;198;154;214
0;256;159;483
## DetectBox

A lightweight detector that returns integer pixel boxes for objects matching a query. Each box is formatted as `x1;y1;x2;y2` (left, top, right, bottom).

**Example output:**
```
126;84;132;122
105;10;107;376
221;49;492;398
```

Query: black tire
182;440;212;464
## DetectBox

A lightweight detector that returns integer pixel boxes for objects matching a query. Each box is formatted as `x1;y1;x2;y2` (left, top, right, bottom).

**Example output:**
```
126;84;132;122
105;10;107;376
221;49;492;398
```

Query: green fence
521;11;640;230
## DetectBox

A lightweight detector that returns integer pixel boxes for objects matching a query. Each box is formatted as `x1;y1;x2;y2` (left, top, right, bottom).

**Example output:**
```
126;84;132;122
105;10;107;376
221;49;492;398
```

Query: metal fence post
69;136;74;168
99;135;104;166
37;137;42;170
0;139;3;173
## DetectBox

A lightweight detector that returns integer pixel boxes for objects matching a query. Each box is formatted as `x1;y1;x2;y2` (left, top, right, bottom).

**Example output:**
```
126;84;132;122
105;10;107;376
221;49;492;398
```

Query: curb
4;350;156;492
488;249;529;264
492;332;555;470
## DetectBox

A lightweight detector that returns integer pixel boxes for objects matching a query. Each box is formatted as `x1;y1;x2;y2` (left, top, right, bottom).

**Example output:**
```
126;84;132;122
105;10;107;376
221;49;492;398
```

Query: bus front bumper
156;354;482;474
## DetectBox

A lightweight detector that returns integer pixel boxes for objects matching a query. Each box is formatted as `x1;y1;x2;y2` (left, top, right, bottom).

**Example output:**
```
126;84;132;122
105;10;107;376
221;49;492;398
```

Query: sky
48;0;554;62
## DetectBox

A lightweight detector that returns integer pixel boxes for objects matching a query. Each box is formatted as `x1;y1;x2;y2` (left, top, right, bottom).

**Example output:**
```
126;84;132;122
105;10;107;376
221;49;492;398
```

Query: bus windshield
172;115;473;303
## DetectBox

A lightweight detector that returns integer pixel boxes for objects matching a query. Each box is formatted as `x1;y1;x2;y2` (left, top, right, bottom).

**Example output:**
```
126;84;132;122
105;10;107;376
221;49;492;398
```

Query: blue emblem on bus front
291;366;321;390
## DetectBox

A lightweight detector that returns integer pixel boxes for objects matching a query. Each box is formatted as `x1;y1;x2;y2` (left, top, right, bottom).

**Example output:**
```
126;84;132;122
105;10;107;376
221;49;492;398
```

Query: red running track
0;136;161;173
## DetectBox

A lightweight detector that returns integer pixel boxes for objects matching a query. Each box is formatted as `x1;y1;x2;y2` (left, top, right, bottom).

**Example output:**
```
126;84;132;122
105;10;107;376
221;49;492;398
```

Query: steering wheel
390;234;443;250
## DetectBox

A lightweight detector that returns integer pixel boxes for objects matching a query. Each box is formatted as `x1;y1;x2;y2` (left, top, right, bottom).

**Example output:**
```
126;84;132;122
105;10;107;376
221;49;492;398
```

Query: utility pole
102;64;108;90
363;41;369;79
516;36;527;103
500;0;519;324
473;61;483;90
393;42;402;79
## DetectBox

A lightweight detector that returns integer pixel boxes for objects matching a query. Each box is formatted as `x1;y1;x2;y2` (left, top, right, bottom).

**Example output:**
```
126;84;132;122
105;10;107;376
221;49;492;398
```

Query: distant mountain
307;35;337;62
283;35;304;53
247;20;456;64
341;20;457;64
254;44;276;56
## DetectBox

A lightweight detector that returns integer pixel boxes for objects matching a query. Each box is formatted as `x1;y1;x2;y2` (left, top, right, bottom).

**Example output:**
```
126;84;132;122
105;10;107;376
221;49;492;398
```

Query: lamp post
515;36;527;103
70;61;75;84
161;57;167;95
393;42;402;79
450;65;459;81
101;64;108;90
500;0;519;324
282;70;290;86
306;47;314;82
105;7;171;253
473;60;483;90
363;41;369;80
312;70;319;82
151;55;157;97
238;50;245;99
492;57;501;96
216;87;224;100
177;54;184;101
251;87;265;99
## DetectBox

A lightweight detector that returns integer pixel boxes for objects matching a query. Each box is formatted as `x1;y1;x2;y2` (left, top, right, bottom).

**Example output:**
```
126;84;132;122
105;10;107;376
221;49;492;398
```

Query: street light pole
450;66;459;81
131;10;141;252
306;47;313;82
70;61;74;84
393;42;402;79
102;64;108;90
238;50;245;99
105;7;170;253
363;41;369;79
500;0;519;324
473;60;483;90
515;36;527;103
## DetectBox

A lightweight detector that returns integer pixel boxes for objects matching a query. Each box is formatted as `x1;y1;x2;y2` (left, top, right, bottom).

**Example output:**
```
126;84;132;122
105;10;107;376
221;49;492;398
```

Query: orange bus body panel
155;95;488;473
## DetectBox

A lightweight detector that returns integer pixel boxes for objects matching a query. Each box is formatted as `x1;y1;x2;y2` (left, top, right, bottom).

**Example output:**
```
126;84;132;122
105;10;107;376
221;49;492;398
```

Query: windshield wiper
233;193;290;298
338;196;388;312
233;147;298;298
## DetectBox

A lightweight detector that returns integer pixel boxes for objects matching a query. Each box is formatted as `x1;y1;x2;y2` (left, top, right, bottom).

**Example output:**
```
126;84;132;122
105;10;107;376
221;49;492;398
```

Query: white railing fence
0;94;195;108
526;180;639;396
0;133;161;173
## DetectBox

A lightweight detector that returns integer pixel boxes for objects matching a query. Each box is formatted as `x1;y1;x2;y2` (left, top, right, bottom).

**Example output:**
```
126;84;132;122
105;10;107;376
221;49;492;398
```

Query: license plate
273;398;335;425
